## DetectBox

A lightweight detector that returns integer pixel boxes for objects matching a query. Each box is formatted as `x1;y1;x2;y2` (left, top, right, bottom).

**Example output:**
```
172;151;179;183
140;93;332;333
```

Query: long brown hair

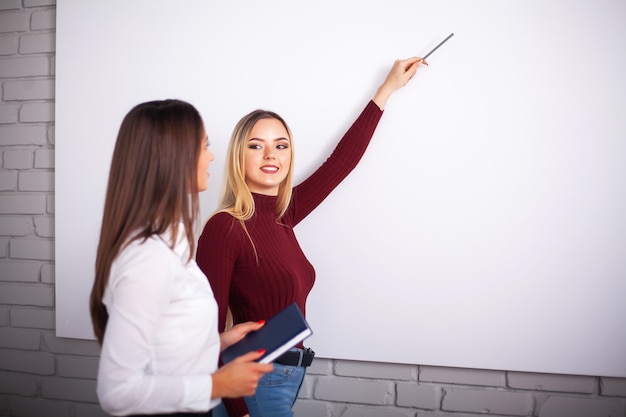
90;99;205;344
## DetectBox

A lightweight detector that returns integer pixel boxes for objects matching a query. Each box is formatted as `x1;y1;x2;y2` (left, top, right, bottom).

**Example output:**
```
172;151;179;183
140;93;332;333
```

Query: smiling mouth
261;166;279;173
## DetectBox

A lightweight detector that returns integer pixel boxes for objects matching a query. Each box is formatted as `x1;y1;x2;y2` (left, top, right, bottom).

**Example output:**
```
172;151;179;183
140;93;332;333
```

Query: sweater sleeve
290;100;383;225
197;213;237;334
196;214;250;417
196;213;238;333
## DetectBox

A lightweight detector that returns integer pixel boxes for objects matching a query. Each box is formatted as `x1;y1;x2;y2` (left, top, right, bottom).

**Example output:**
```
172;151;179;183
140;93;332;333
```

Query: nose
264;150;275;160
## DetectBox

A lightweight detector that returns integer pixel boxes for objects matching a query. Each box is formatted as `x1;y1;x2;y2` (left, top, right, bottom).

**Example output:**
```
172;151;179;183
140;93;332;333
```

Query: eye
248;144;262;150
277;143;289;150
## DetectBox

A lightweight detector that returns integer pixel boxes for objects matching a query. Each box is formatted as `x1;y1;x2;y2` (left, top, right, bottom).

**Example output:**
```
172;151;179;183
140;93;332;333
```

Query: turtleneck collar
251;192;278;211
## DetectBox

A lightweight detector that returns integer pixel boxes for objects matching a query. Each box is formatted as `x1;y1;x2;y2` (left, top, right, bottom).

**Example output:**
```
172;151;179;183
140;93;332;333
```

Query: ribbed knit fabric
196;100;383;417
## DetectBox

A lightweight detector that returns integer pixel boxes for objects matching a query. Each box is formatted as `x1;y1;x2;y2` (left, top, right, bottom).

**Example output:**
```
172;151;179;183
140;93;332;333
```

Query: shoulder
105;236;180;309
113;236;176;278
202;211;237;232
120;235;173;261
199;212;240;243
208;210;236;223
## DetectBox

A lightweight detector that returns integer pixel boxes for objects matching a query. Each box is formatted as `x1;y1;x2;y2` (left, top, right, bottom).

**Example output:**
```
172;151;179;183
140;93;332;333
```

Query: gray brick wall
0;2;625;417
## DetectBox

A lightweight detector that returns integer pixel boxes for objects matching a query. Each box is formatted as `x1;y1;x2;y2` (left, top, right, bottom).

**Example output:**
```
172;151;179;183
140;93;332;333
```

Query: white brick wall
0;3;625;417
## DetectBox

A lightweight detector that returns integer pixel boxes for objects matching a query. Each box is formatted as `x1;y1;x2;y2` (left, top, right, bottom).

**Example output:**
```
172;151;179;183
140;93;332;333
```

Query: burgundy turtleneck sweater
196;100;383;417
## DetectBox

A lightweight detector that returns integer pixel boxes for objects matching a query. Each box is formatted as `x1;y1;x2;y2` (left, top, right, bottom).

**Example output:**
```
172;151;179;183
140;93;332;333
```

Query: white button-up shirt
97;227;220;416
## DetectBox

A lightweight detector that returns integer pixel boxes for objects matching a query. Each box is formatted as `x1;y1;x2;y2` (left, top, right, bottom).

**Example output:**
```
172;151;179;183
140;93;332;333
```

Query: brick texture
0;4;625;417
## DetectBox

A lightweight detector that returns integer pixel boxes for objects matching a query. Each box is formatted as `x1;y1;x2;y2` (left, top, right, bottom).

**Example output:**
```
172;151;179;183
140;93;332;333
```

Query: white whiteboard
55;0;626;377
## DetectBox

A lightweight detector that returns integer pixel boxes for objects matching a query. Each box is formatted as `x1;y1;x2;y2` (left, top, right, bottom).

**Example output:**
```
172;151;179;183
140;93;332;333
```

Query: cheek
199;152;211;174
244;158;254;174
283;155;292;169
243;152;253;169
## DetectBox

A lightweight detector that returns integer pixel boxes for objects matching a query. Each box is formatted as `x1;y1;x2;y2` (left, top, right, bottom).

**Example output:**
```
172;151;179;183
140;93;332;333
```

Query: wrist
210;373;223;399
373;85;393;110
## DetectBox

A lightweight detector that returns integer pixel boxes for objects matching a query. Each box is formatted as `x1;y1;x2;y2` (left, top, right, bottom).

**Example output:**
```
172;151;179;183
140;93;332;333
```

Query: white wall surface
55;0;626;377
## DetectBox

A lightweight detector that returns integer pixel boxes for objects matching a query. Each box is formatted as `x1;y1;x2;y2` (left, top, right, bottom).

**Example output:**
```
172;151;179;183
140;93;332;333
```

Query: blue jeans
244;360;306;417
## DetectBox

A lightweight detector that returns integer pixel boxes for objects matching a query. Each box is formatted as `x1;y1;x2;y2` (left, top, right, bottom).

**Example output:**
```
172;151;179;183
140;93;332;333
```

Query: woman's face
197;131;215;192
244;118;291;196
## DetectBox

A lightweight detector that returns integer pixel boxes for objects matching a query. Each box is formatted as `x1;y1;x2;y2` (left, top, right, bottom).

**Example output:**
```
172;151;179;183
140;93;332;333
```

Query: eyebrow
247;137;290;142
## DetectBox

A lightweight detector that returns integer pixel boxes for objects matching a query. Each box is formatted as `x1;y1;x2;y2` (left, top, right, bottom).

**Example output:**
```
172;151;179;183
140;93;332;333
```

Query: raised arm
372;56;427;110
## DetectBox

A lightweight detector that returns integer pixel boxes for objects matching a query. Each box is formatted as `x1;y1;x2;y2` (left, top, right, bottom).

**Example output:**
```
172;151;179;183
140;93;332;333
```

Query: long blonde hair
90;99;205;344
218;109;295;221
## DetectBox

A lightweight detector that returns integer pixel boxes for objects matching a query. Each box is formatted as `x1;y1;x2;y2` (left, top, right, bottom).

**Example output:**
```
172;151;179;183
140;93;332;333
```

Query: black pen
423;33;454;60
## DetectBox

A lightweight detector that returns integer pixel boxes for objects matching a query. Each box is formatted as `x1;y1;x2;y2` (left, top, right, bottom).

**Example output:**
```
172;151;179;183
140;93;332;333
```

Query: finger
403;59;423;73
404;63;419;77
233;349;266;363
252;319;266;330
234;320;266;335
256;363;274;374
245;320;266;332
403;56;423;68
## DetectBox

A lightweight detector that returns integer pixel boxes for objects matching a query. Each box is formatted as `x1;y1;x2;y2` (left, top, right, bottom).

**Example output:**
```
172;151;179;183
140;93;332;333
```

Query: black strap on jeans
274;348;315;367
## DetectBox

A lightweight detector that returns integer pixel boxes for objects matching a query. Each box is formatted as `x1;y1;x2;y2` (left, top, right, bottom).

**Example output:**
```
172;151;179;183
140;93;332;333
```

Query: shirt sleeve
97;242;217;416
290;100;383;225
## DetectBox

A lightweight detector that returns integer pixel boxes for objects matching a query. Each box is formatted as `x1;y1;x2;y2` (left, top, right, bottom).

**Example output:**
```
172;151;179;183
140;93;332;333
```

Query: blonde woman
197;57;427;417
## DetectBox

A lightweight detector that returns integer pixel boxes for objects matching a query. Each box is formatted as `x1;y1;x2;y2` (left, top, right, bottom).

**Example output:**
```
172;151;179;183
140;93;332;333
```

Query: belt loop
296;349;304;367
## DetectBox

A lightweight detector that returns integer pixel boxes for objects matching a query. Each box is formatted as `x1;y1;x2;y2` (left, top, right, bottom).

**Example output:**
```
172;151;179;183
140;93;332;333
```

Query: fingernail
257;320;266;325
257;349;266;355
